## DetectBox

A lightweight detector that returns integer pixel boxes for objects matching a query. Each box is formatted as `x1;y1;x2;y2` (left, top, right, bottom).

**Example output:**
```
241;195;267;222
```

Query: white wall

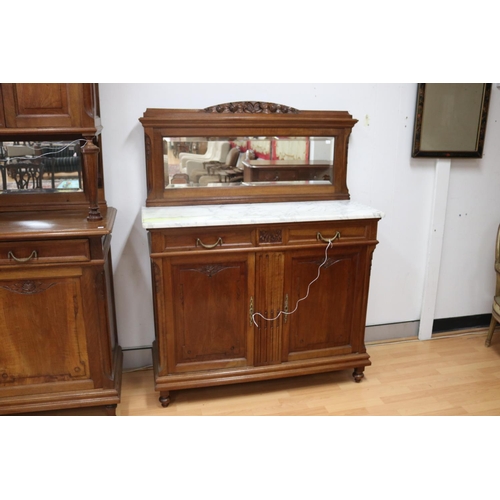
98;84;500;367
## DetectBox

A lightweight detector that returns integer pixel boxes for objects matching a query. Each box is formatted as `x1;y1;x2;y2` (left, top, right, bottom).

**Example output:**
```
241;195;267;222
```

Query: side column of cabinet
148;218;379;407
0;211;122;415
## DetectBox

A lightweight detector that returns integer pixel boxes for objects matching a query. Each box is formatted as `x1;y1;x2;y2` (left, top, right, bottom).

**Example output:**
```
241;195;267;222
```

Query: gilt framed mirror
139;102;358;206
411;83;492;158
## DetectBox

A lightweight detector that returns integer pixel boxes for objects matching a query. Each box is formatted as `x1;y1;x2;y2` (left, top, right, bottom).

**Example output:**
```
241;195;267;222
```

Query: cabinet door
0;268;90;388
1;83;85;129
160;252;254;373
283;245;368;362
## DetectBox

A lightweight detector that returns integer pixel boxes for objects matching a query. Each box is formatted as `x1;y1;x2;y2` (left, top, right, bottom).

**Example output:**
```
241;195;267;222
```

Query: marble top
142;200;384;229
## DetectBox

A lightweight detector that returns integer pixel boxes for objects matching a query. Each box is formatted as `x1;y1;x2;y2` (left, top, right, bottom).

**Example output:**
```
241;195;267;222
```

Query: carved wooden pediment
203;101;299;114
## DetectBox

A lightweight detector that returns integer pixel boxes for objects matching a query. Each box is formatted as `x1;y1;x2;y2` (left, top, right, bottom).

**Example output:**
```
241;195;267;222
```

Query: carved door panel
0;268;90;388
164;252;254;373
1;83;85;129
253;252;285;366
282;246;366;362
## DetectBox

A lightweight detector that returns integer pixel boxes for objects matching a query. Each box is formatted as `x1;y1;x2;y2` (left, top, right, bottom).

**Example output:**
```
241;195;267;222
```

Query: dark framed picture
411;83;492;158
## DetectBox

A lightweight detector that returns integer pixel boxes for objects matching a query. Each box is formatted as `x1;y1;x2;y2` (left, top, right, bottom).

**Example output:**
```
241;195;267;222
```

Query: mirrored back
140;102;358;206
162;136;335;189
0;140;83;194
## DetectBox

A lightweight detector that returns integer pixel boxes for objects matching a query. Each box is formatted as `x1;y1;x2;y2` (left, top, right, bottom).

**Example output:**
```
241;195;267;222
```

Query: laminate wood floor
117;329;500;416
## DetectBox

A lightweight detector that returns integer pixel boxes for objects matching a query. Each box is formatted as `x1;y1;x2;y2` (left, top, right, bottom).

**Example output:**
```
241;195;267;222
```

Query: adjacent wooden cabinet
0;83;105;217
0;83;121;415
0;210;121;415
0;83;100;131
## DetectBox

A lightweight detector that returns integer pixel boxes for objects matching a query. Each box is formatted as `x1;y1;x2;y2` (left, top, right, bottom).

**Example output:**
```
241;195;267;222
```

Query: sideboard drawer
288;221;372;245
0;239;90;265
153;227;255;253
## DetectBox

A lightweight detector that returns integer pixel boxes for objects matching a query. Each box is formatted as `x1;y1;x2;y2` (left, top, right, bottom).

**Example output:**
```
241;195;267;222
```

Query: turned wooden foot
104;404;117;416
485;316;497;347
353;367;365;383
159;391;171;408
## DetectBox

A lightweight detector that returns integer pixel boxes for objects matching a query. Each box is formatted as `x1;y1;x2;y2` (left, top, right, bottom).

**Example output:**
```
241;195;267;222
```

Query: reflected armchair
193;147;241;185
485;224;500;347
181;141;230;169
185;143;233;182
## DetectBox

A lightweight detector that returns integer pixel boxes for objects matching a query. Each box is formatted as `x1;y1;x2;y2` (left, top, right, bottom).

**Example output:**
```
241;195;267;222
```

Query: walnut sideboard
142;200;383;407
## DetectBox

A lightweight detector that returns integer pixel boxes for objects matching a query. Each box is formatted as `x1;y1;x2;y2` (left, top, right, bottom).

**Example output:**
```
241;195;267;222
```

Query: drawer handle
8;250;38;263
196;237;223;249
316;231;341;243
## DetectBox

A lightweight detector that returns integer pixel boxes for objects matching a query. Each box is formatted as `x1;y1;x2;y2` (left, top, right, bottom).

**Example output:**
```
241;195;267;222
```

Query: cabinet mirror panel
140;104;358;206
163;136;335;189
0;139;83;193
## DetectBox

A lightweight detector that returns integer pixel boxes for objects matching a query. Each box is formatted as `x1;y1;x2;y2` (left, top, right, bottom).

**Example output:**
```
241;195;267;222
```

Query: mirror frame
411;83;492;158
0;132;106;215
139;102;358;206
0;83;106;218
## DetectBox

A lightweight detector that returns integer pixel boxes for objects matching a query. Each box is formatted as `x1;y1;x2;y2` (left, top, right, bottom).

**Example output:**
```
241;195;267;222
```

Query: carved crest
259;229;283;244
0;280;56;295
203;101;299;114
186;264;238;277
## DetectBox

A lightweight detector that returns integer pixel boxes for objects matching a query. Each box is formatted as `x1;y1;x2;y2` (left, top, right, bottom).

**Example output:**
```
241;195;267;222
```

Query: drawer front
0;239;90;265
155;227;254;252
287;221;373;245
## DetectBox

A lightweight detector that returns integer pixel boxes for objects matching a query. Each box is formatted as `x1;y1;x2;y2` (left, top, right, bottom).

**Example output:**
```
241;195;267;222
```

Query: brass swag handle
196;237;223;249
316;231;341;244
8;250;38;263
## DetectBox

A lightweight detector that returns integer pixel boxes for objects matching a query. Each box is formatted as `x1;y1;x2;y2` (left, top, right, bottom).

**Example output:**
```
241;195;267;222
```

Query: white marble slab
142;200;384;229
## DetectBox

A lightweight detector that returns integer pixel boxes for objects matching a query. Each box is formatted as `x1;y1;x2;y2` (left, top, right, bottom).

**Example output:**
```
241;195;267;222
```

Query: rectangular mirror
162;136;335;188
0;140;83;193
412;83;492;158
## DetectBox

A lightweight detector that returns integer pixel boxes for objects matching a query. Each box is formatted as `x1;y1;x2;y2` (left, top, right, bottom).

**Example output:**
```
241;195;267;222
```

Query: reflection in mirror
0;140;83;193
162;137;335;189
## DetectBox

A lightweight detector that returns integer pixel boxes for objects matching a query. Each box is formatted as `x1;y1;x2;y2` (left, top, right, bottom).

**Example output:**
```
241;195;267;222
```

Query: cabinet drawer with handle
151;227;255;253
0;239;90;265
287;220;376;246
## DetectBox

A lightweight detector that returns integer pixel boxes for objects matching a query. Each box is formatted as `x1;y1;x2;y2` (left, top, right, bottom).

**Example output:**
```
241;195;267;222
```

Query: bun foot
159;392;171;408
104;404;117;416
353;367;365;383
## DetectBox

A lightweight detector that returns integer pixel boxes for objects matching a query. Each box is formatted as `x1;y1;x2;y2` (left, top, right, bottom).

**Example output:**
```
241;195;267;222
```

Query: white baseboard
122;349;153;371
365;321;420;343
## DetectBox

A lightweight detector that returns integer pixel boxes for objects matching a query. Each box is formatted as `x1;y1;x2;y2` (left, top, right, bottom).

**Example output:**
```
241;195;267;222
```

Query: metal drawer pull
196;237;223;249
316;231;340;243
8;250;38;263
